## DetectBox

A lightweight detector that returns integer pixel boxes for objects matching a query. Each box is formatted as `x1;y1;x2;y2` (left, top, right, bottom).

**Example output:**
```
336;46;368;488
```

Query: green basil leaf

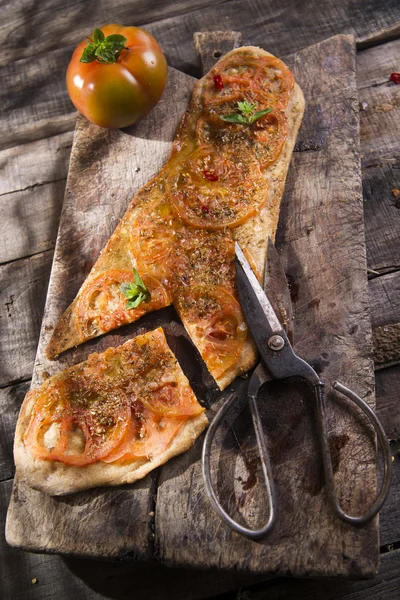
120;282;139;299
237;100;256;115
79;44;97;63
119;282;132;296
120;269;151;309
93;28;105;44
105;34;127;48
248;108;273;124
133;268;146;290
126;294;146;309
220;114;247;124
95;46;117;63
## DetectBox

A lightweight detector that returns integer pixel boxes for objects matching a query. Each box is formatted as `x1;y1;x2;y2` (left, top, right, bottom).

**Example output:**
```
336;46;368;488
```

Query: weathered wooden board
5;33;379;578
0;132;72;196
0;0;399;595
207;550;400;600
358;31;400;381
375;365;400;441
5;65;196;560
2;483;400;600
0;480;266;600
2;0;400;68
155;34;378;577
369;271;400;370
379;439;400;548
0;251;54;387
358;39;400;275
0;132;72;264
2;1;400;151
0;0;225;66
1;398;399;599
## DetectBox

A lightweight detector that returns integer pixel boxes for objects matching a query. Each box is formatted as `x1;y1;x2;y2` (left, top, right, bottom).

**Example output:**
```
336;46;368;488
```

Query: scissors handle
315;381;392;525
202;384;277;540
202;377;392;539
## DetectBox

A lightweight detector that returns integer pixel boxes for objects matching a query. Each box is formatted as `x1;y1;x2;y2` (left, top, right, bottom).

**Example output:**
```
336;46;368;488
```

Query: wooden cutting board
6;33;379;578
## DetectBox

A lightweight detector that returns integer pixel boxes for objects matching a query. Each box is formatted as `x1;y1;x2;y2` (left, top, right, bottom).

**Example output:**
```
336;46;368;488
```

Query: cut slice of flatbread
47;47;305;390
15;328;208;495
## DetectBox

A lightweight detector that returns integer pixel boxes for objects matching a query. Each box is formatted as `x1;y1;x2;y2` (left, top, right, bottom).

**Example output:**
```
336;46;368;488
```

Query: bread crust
15;329;208;495
211;50;305;389
46;47;304;392
14;409;208;496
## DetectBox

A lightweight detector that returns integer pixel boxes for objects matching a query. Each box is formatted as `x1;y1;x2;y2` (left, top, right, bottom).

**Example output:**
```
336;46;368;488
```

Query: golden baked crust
15;328;208;495
47;47;305;391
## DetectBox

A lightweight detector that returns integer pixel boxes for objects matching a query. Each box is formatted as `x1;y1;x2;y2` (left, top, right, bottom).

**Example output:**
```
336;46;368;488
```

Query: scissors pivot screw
268;335;285;351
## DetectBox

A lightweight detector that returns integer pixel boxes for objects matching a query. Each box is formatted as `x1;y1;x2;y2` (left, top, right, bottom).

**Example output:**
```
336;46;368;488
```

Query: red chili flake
201;205;210;214
390;72;400;84
203;170;219;181
213;74;224;90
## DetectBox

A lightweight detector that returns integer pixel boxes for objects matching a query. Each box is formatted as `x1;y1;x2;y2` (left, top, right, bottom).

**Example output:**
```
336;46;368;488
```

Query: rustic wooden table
1;1;400;599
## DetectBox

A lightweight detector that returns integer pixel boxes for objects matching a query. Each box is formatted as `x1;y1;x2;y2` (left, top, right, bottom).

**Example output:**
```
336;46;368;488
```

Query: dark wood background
1;1;399;598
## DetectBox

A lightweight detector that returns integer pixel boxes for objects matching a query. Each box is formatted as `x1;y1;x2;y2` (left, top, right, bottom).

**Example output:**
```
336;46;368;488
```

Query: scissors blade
235;242;283;339
264;238;294;343
235;242;320;383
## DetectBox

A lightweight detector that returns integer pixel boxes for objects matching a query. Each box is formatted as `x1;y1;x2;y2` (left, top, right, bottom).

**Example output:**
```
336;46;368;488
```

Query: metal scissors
202;242;392;540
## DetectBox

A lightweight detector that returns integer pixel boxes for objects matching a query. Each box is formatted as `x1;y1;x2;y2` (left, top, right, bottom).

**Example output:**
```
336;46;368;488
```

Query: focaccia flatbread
47;47;305;390
15;328;208;495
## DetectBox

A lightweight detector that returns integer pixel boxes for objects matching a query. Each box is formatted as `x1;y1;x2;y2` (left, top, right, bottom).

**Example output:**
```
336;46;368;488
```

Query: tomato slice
23;382;131;466
103;404;187;462
166;146;268;229
76;270;170;338
134;379;205;416
251;109;289;169
203;53;294;110
130;200;182;285
195;85;288;171
175;285;248;380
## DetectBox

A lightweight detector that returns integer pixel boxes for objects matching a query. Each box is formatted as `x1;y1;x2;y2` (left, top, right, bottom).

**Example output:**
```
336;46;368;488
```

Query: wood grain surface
359;39;400;276
155;34;379;577
0;251;54;387
2;4;400;596
6;65;196;560
0;133;73;264
6;32;380;579
2;1;400;153
2;0;400;67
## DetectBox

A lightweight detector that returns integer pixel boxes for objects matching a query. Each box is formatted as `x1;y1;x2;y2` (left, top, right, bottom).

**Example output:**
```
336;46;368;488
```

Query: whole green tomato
66;24;168;128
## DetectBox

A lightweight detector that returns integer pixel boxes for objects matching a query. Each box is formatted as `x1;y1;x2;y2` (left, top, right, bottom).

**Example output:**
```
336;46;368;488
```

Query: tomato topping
130;199;182;285
203;53;294;110
167;147;268;229
171;227;235;292
23;382;131;466
213;74;224;90
76;270;170;338
203;170;219;181
104;404;186;462
251;109;289;169
24;331;205;466
134;379;205;416
80;331;205;419
195;94;288;172
175;285;248;380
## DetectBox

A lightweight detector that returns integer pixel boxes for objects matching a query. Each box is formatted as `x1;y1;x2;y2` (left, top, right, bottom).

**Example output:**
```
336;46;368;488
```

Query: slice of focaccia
15;328;208;495
47;47;305;390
